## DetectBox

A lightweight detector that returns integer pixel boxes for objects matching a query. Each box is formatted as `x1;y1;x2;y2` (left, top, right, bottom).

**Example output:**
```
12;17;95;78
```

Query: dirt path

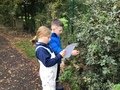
0;34;42;90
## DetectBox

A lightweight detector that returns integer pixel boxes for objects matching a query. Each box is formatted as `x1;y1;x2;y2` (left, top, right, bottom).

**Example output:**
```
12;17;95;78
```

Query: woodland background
0;0;120;90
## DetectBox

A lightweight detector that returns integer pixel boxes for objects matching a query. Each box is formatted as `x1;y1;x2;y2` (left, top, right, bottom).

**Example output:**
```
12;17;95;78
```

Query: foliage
0;0;16;26
15;39;35;59
112;84;120;90
1;0;120;89
60;0;120;89
59;65;80;90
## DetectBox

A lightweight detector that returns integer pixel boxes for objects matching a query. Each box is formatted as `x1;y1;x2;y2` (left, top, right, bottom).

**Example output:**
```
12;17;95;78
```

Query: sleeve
49;38;62;54
36;47;62;67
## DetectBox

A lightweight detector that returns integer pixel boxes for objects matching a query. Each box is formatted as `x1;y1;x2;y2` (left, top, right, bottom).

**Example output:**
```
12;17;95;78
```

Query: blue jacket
35;42;62;67
49;33;62;55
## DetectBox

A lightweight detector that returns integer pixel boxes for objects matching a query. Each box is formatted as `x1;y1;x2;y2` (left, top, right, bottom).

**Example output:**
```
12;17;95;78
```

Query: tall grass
15;39;35;59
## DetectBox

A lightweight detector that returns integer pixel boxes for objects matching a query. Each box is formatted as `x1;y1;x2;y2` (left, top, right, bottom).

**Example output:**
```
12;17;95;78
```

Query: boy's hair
51;19;64;27
31;26;51;44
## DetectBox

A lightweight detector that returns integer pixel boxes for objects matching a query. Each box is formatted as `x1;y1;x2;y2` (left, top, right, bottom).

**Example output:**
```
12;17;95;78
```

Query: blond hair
31;26;51;44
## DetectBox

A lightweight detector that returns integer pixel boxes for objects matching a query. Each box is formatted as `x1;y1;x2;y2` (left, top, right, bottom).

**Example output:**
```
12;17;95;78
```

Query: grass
15;39;36;59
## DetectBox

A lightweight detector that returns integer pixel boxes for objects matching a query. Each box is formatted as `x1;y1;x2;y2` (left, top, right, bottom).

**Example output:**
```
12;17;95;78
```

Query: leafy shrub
60;0;120;89
112;84;120;90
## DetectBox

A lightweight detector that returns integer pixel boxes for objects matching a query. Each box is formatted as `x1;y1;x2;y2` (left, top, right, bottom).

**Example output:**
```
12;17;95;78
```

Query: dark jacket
35;42;62;67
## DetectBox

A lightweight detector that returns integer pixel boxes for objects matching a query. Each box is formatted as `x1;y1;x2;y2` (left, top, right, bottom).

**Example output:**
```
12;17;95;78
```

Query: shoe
56;82;64;90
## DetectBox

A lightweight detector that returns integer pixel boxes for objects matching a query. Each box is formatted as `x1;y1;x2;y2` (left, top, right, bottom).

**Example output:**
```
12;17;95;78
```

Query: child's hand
72;50;80;56
60;50;66;57
60;61;65;72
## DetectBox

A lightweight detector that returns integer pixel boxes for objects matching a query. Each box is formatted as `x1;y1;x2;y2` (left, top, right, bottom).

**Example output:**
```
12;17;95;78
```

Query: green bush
59;66;79;90
60;0;120;89
112;84;120;90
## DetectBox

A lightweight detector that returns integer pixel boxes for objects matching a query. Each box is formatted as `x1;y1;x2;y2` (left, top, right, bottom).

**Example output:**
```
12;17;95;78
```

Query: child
49;19;79;88
31;26;66;90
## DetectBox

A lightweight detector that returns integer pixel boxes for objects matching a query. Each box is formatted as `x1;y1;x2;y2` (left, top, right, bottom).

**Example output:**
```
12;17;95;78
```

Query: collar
51;33;59;37
36;41;48;47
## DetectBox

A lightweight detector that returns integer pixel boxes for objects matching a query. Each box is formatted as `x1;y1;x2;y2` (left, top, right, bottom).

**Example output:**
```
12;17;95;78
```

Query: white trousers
39;61;57;90
36;46;57;90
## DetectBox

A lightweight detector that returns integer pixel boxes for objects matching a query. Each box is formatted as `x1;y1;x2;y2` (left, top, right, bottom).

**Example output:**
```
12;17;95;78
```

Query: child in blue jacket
32;26;65;90
49;19;80;88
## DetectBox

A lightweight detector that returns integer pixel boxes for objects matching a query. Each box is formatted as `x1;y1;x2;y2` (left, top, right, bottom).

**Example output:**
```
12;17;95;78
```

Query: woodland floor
0;28;42;90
